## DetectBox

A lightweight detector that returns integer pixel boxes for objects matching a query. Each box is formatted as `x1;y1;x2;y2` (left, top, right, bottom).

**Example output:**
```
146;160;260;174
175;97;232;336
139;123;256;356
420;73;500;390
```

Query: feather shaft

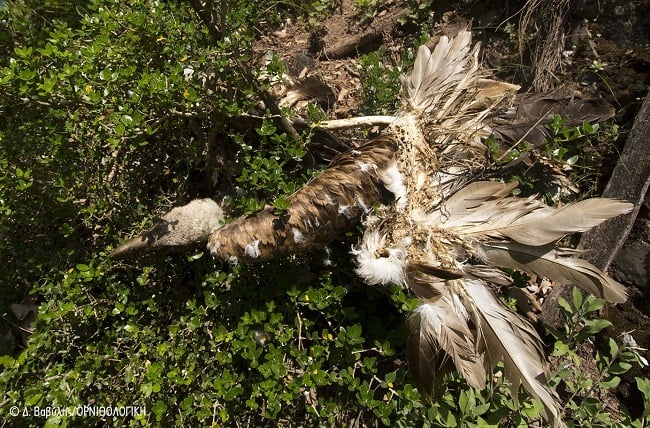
459;279;565;428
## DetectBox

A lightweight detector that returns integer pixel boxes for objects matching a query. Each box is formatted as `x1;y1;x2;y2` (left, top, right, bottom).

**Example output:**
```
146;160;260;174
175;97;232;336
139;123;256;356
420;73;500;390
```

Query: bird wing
208;135;398;262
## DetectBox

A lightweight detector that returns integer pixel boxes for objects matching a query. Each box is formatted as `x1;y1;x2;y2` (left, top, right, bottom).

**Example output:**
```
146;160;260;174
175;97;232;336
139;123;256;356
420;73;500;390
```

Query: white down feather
352;229;408;285
378;161;408;209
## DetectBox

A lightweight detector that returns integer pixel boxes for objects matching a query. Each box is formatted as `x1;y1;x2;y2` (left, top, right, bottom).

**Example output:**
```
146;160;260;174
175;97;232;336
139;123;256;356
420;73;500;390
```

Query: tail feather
458;279;565;428
407;274;486;391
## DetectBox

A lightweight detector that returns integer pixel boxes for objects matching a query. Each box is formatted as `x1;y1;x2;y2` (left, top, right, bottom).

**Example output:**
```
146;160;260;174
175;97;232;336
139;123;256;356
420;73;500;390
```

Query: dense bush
1;1;648;427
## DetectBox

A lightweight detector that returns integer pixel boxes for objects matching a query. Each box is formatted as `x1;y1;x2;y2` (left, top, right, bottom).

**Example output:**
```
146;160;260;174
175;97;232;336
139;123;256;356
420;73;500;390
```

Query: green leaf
608;337;620;357
272;195;291;213
0;355;15;367
552;340;570;357
256;120;277;136
384;371;397;384
599;375;621;389
152;400;168;419
575;319;612;341
557;296;574;316
572;287;583;309
608;361;633;375
473;403;491;416
438;406;458;427
635;377;650;417
583;296;606;313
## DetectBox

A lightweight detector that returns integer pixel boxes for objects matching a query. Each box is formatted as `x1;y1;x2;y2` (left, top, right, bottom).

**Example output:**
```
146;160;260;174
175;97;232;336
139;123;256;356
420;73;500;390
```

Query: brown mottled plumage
207;136;398;261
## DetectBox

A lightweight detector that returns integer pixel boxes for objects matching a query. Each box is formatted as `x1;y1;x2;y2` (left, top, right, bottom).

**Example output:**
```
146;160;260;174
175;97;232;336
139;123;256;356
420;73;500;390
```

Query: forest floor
252;0;650;418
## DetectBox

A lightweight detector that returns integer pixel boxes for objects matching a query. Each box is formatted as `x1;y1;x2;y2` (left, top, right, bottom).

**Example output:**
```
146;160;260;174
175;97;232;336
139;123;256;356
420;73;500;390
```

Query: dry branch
321;8;408;59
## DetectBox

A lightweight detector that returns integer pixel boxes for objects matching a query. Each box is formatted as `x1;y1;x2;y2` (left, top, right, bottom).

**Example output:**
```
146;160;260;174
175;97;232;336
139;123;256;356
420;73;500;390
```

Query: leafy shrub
1;1;648;427
548;288;650;427
486;114;619;202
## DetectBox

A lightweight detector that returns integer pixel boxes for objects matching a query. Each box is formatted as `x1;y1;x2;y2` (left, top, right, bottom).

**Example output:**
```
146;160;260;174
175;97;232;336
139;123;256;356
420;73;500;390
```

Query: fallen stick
318;115;396;130
321;8;409;59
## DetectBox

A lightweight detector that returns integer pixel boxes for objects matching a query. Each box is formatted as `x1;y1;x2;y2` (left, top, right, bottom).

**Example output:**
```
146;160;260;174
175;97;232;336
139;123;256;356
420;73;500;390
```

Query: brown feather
407;274;486;392
459;279;565;428
491;90;615;147
207;136;398;261
408;261;464;280
480;242;628;303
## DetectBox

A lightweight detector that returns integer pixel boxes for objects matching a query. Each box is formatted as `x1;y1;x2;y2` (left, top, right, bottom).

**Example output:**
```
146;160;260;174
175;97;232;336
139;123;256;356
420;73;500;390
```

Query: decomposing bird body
207;135;397;262
111;28;633;427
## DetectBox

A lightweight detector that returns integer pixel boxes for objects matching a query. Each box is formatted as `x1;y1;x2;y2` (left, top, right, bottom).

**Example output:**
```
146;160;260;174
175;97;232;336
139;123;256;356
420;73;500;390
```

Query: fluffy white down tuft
413;292;469;335
413;300;444;336
379;161;408;209
244;239;261;259
292;228;306;244
352;229;408;285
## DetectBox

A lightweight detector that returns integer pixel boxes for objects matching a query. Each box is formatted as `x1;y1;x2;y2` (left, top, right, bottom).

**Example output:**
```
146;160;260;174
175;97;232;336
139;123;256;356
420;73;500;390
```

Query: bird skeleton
111;28;633;427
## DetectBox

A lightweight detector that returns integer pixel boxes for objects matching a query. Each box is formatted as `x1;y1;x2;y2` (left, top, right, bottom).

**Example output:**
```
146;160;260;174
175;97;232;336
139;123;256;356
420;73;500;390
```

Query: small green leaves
554;289;611;346
548;289;648;426
256;120;277;136
272;195;291;214
358;46;403;115
488;113;612;202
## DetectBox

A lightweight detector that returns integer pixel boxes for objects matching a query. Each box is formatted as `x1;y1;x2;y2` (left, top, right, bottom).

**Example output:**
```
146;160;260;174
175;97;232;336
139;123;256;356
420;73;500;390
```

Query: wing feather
407;273;486;392
401;31;476;113
459;279;565;428
462;198;633;246
480;242;628;303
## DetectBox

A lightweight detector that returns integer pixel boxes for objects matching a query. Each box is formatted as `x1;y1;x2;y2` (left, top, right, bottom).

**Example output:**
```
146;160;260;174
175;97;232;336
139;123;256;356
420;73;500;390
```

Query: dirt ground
253;0;650;418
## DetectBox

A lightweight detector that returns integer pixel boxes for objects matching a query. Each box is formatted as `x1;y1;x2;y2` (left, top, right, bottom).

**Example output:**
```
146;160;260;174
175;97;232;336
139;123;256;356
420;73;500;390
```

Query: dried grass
519;0;570;92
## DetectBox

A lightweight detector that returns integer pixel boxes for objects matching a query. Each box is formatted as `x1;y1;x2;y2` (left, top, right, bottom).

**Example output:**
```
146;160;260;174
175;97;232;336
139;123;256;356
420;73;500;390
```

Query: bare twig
319;115;396;130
